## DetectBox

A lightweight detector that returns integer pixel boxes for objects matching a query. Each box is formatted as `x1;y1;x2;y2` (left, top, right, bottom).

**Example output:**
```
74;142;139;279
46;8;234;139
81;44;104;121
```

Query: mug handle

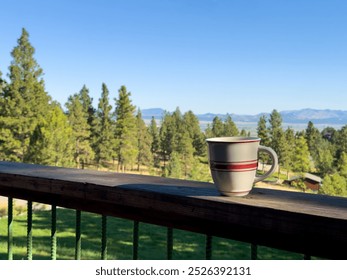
254;146;278;183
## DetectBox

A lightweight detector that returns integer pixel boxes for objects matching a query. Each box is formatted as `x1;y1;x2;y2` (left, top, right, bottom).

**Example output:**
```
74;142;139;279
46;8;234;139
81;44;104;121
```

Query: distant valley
141;108;347;133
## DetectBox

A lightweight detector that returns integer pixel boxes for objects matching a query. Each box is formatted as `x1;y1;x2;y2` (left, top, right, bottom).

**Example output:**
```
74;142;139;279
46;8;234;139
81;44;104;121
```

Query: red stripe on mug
211;161;258;171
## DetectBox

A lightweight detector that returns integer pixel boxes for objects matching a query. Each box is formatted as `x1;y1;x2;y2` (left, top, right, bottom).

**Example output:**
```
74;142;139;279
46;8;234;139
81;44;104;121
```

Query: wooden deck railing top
0;161;346;259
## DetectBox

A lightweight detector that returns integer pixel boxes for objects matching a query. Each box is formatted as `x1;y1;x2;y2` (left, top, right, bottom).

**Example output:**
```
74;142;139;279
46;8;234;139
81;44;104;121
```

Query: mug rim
206;136;260;143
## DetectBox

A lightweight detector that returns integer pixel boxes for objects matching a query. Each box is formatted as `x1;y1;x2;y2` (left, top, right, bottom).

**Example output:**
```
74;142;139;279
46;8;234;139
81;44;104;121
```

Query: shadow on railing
0;161;346;260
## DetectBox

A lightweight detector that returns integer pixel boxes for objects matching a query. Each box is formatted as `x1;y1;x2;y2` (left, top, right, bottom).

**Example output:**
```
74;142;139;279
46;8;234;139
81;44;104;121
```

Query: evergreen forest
1;29;347;197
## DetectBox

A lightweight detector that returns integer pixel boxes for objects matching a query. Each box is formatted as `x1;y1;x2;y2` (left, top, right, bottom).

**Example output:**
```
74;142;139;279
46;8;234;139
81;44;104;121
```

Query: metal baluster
167;227;173;260
101;215;107;260
75;210;81;260
251;243;258;260
133;221;139;260
27;200;33;260
51;205;57;260
205;235;212;260
8;197;13;260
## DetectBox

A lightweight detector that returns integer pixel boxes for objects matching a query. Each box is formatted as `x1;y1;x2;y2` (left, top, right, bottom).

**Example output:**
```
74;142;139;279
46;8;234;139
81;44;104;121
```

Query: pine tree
336;125;347;155
171;107;185;153
292;135;311;173
268;110;285;177
183;110;205;156
338;152;347;177
66;93;94;168
0;70;11;159
321;127;337;143
269;109;282;133
224;115;239;136
257;115;270;146
79;85;96;129
159;108;183;172
166;152;183;178
305;121;335;175
257;115;270;170
77;85;99;162
26;103;73;166
177;130;195;178
159;111;175;165
314;138;335;175
276;129;289;178
211;116;224;137
283;127;295;178
114;85;138;171
0;28;51;161
0;69;6;94
269;109;283;150
94;83;115;166
305;121;321;157
159;108;201;178
149;117;160;168
136;109;153;172
320;173;347;197
205;123;213;138
189;157;212;182
240;129;250;137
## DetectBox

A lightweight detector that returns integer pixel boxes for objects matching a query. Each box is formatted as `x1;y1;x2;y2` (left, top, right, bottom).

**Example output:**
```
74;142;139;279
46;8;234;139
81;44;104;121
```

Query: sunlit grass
0;208;302;260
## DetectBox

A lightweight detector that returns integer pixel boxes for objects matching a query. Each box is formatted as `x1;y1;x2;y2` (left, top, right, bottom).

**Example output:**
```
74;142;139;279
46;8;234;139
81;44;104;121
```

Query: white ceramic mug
206;137;278;197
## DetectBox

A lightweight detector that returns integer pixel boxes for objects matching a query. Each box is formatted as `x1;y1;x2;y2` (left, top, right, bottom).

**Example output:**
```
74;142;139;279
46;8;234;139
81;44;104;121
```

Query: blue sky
0;0;346;115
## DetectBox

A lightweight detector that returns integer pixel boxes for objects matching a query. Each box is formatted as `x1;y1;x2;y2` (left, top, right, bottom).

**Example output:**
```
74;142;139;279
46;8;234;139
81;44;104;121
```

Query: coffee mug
206;137;278;197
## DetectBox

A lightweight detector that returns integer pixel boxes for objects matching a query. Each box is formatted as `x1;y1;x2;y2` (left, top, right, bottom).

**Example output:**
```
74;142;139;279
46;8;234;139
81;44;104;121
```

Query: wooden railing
0;161;346;260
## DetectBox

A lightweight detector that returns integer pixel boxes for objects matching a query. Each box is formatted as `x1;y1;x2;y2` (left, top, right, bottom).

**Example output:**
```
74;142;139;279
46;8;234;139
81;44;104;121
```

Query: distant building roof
304;173;322;184
287;173;322;184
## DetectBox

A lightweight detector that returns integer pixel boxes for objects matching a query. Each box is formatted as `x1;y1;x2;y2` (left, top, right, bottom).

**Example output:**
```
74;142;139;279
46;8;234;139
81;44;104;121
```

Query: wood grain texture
0;161;346;259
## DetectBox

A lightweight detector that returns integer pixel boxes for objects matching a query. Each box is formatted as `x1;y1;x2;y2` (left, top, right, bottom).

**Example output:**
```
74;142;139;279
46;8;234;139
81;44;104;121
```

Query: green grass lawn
0;208;302;260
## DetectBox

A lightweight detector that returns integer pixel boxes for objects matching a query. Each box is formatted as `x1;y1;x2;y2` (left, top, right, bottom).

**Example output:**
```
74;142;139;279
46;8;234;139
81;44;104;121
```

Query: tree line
256;110;347;196
0;29;211;180
1;29;346;196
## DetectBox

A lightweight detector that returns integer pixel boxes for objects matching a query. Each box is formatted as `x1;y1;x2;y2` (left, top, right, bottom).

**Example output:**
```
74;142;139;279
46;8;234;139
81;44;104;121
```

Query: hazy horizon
141;107;346;133
141;107;347;116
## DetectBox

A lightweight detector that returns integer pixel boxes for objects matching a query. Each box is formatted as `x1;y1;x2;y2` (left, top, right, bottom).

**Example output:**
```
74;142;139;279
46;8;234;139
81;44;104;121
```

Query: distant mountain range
141;108;347;125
